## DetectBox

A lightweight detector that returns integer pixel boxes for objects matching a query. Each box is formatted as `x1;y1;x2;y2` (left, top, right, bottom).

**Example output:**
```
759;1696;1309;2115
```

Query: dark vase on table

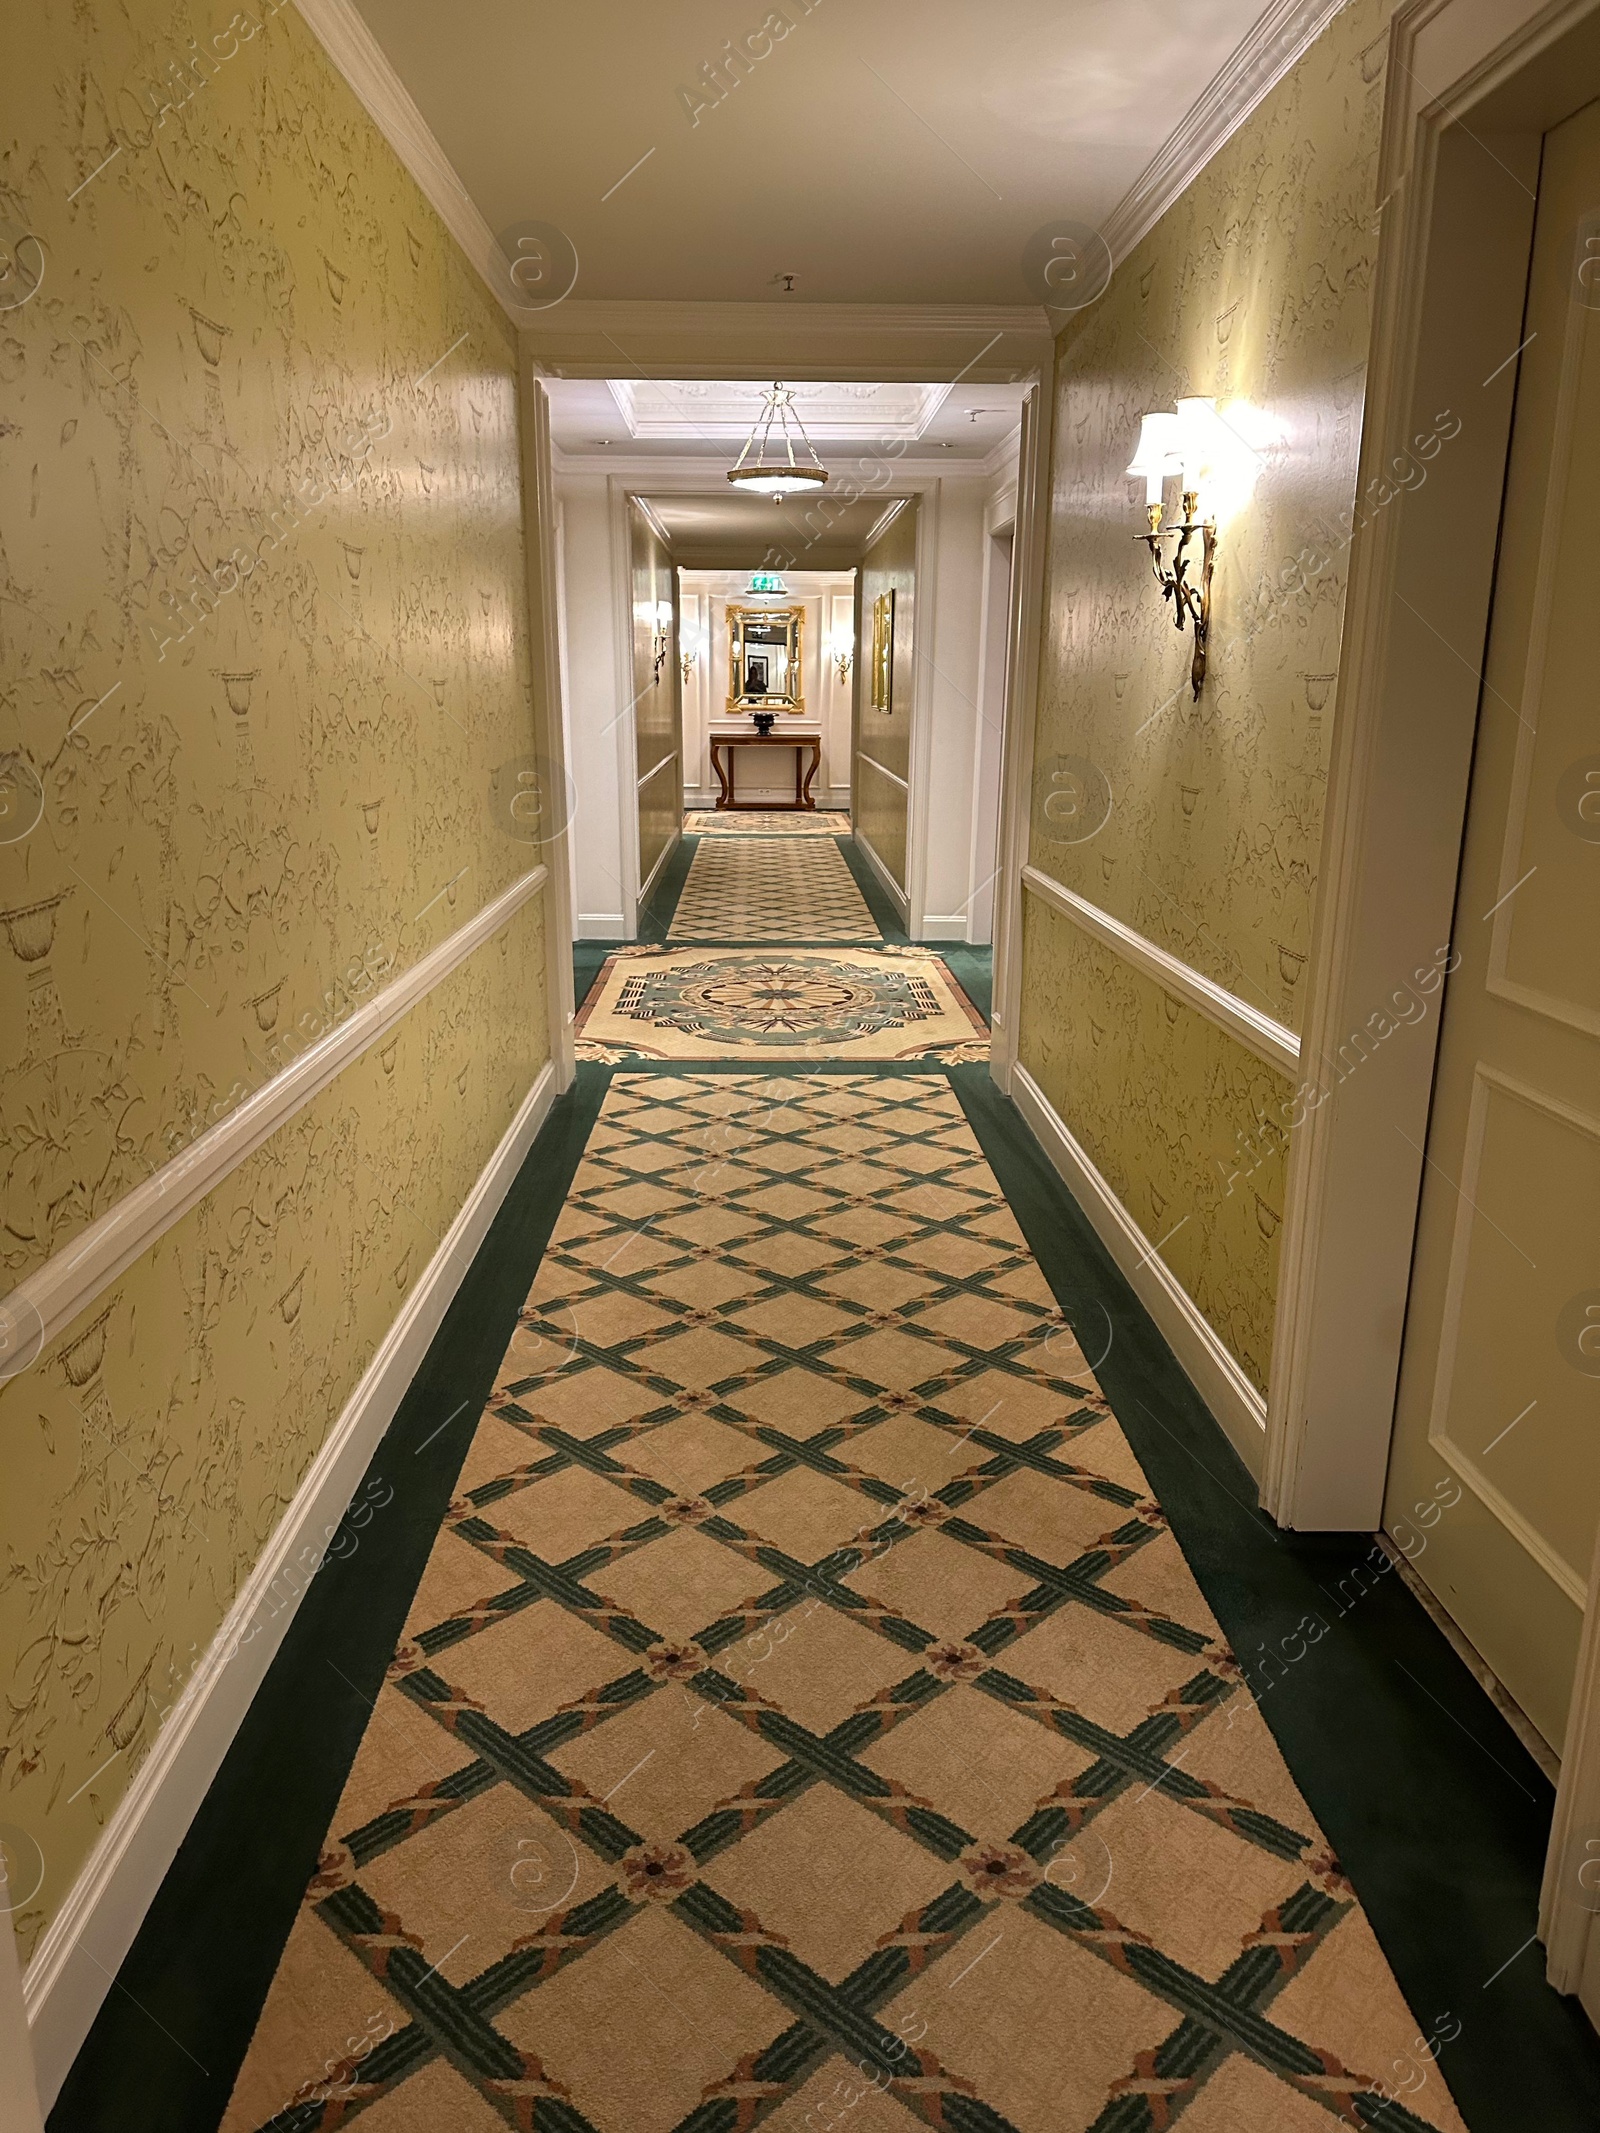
752;711;776;736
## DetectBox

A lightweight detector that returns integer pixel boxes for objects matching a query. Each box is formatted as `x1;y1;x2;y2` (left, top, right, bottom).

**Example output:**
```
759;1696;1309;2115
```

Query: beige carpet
685;811;853;836
221;1075;1466;2133
668;838;880;943
574;948;988;1063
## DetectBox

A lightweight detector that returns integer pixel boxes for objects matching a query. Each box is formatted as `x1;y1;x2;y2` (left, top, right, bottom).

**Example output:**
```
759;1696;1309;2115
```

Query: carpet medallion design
668;839;880;943
222;1077;1465;2133
575;950;988;1062
684;811;853;837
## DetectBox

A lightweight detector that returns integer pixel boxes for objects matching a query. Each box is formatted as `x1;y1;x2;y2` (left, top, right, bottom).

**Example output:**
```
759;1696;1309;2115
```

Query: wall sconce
651;601;672;684
831;641;853;686
1126;397;1227;701
679;643;696;685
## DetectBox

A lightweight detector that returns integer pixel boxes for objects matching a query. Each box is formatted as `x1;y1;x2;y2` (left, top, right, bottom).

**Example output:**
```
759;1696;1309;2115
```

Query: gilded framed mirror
727;604;804;712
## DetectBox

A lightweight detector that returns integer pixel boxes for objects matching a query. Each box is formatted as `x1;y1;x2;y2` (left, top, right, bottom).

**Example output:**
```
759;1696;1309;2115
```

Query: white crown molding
525;300;1052;384
862;498;913;553
0;866;548;1383
631;493;674;547
549;446;1019;480
297;0;1343;355
1011;1063;1267;1472
978;423;1025;480
22;1059;559;2104
292;0;528;323
1021;866;1300;1077
529;300;1050;343
1100;0;1351;267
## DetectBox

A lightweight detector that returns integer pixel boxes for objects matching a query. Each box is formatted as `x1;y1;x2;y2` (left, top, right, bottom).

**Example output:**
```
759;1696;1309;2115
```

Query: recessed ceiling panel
609;380;952;441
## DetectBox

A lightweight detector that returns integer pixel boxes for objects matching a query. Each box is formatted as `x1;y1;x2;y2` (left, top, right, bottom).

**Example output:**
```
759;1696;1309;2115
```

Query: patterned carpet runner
575;947;987;1063
684;811;853;836
668;838;880;943
222;1075;1467;2133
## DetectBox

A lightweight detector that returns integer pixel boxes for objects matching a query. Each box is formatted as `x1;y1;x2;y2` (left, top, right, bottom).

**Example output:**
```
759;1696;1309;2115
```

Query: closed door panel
1383;96;1600;1751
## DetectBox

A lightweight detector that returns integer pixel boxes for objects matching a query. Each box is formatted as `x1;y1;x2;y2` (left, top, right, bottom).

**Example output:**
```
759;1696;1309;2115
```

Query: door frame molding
519;377;577;1092
1241;0;1600;2006
990;374;1056;1094
966;487;1017;946
1261;0;1598;1528
606;486;685;934
904;486;942;941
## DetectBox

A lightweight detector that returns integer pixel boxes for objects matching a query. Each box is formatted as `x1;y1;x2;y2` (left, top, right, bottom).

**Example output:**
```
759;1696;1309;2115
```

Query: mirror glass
727;605;804;712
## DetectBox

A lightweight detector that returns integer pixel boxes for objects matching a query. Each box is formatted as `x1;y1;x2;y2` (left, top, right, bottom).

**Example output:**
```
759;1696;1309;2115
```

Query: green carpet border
833;832;910;944
54;1060;1600;2132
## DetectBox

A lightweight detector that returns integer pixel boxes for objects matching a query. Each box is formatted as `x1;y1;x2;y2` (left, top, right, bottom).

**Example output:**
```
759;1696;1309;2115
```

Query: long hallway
10;3;1600;2123
55;826;1591;2130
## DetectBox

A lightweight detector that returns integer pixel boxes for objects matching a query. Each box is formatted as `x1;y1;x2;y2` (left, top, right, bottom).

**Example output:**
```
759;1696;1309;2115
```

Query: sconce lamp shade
1126;411;1181;504
1175;396;1231;489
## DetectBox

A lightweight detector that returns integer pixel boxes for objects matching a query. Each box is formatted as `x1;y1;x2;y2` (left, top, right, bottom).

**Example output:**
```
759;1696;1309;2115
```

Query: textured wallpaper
630;502;680;893
854;498;917;889
1022;896;1290;1393
1020;0;1395;1389
0;0;550;1953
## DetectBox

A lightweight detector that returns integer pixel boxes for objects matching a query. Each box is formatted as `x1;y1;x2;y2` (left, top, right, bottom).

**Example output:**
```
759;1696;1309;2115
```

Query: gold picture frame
870;589;895;714
726;604;805;712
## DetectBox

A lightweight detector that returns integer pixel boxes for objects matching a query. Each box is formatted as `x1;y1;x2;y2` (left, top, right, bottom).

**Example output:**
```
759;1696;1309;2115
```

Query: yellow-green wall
854;499;917;892
630;503;681;894
0;0;551;1953
1019;0;1395;1392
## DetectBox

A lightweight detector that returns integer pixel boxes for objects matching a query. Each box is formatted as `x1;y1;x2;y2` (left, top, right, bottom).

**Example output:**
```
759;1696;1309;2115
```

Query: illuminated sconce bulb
1125;411;1181;508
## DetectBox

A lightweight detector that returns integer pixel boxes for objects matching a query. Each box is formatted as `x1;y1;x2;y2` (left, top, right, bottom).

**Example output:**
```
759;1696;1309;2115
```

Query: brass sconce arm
1136;490;1217;700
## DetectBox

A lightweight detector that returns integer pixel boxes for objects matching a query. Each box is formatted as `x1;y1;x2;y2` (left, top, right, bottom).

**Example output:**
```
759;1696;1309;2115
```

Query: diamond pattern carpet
221;1075;1466;2133
668;838;880;942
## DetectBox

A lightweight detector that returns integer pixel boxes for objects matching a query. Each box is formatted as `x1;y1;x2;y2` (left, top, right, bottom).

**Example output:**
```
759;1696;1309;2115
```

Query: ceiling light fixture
727;382;830;499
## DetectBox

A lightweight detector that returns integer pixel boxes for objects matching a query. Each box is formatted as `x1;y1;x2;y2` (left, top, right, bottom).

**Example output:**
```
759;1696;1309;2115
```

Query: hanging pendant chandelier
726;383;830;498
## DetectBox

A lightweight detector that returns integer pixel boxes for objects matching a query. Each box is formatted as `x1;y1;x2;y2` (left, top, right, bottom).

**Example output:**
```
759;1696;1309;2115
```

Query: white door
1383;96;1600;1753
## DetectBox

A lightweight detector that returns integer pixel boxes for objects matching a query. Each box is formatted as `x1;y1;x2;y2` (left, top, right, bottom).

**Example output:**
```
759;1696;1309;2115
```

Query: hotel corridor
9;2;1600;2127
48;826;1590;2130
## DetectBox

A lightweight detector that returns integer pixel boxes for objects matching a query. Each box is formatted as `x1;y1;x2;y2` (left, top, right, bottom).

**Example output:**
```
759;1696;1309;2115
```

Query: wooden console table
709;733;822;812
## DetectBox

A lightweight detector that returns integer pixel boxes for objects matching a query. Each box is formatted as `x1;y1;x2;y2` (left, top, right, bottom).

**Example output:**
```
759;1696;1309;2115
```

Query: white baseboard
23;1059;559;2107
917;914;970;941
1010;1063;1266;1477
637;829;679;913
577;912;627;939
852;832;909;924
0;1890;42;2133
0;866;547;1375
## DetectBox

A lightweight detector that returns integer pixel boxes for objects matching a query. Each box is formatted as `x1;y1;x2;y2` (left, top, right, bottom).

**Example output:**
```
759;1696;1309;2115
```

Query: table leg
799;740;820;810
712;742;733;810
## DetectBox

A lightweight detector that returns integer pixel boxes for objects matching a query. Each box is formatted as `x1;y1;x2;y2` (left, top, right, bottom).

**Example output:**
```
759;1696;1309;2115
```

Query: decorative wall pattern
1022;896;1289;1392
855;758;908;893
0;0;550;1952
854;499;917;890
630;502;680;892
1020;0;1396;1387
